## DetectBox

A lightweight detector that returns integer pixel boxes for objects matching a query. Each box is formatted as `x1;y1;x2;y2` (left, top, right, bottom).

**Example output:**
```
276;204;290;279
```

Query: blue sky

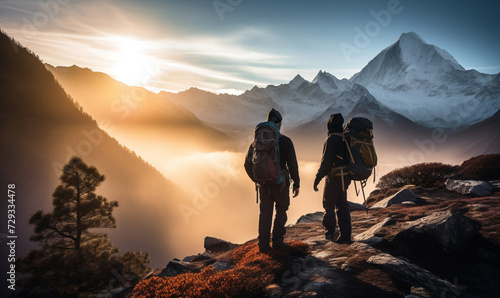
1;0;499;93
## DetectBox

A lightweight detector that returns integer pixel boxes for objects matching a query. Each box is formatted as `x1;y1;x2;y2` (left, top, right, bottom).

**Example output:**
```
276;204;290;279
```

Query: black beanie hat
267;108;283;123
327;113;344;133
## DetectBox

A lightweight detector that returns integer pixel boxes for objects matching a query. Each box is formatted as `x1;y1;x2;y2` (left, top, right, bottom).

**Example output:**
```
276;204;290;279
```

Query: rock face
204;236;237;253
445;179;495;196
371;188;418;208
367;253;458;297
353;217;394;245
296;211;324;224
159;259;194;277
133;184;500;298
393;210;481;253
296;203;366;224
348;201;366;211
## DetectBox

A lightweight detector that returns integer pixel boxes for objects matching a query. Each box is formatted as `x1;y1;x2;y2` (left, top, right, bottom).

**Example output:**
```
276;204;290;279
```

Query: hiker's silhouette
245;108;300;252
314;113;352;243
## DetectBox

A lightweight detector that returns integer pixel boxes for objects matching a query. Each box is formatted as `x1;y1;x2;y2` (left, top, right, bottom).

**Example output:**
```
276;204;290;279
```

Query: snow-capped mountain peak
312;70;351;93
168;32;499;135
397;32;463;71
352;32;465;87
289;74;308;89
347;32;499;128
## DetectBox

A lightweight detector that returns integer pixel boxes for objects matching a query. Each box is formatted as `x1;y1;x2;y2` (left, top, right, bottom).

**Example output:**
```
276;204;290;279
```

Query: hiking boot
259;241;271;253
325;230;339;241
333;236;352;244
259;245;271;253
272;240;290;249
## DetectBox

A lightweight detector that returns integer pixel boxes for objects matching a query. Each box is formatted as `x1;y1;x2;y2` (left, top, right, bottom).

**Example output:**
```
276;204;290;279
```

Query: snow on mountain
311;70;352;93
167;72;352;137
351;32;464;86
289;74;308;89
293;83;423;134
168;32;499;139
351;32;499;128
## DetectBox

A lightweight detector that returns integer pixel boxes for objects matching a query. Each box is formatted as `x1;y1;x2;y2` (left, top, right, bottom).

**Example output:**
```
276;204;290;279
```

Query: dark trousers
258;183;290;247
322;175;351;239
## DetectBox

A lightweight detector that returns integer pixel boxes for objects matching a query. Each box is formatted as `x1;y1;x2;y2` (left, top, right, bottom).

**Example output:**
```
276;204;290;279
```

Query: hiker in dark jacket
244;108;300;252
313;113;352;243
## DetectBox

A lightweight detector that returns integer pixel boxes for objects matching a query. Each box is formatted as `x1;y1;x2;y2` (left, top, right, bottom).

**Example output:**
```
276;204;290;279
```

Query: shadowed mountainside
47;64;235;154
0;31;190;271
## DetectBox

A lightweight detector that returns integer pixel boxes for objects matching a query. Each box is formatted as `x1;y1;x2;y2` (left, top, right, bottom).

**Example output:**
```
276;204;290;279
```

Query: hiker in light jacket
313;113;352;243
244;108;300;252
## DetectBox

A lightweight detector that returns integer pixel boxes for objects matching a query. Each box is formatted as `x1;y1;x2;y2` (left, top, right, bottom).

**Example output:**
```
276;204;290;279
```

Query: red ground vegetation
131;241;308;297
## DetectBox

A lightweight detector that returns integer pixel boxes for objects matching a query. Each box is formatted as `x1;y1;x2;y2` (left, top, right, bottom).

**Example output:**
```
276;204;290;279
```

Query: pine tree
29;156;117;250
18;157;150;297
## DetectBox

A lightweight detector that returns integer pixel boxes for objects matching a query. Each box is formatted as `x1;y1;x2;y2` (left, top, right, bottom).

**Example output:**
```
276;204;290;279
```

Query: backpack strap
334;132;356;164
330;165;349;191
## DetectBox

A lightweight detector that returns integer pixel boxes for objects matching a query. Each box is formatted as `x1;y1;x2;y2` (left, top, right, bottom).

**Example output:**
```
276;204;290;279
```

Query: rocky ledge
117;182;499;297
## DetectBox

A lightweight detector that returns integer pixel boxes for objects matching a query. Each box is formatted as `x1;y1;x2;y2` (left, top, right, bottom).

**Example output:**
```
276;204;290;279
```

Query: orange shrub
376;162;459;189
460;154;500;180
131;241;308;297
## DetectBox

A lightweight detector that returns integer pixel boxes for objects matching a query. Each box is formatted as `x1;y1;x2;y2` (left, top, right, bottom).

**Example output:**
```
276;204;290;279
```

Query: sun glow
109;36;159;86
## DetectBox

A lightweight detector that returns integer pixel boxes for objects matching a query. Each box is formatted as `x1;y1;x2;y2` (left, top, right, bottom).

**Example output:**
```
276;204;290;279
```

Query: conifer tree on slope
18;157;150;296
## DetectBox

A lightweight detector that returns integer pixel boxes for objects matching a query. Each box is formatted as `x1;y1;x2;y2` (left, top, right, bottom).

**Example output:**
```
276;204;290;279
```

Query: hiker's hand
293;187;299;198
313;178;320;192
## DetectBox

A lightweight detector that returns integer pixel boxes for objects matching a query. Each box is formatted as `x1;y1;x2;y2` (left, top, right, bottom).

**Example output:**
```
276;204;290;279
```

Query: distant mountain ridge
163;32;499;131
161;32;499;160
47;64;235;153
0;30;189;269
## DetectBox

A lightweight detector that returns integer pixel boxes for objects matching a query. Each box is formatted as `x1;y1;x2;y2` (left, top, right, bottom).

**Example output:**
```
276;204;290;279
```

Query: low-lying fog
104;124;466;266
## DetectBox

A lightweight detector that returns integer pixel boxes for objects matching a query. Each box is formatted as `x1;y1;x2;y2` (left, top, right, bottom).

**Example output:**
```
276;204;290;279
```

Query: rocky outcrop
353;217;394;245
204;236;237;253
367;253;458;297
445;179;495;196
371;187;419;208
159;259;195;277
131;186;500;298
348;201;366;211
296;211;324;224
393;210;481;253
295;202;366;224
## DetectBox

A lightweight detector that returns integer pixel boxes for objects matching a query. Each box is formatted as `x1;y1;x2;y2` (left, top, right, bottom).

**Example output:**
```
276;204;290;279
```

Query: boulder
159;259;193;277
371;188;418;208
296;211;324;224
349;242;381;255
348;201;366;211
445;179;495;197
183;252;214;263
296;203;366;225
367;253;458;297
353;217;394;245
204;236;237;253
393;210;481;253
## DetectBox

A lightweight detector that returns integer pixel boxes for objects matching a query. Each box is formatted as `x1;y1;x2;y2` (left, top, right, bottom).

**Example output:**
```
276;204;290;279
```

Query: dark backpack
246;121;284;186
342;117;377;181
332;117;377;213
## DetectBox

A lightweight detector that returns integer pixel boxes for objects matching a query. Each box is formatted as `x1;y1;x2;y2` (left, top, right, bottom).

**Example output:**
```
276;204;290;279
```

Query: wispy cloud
2;0;498;93
0;0;297;93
